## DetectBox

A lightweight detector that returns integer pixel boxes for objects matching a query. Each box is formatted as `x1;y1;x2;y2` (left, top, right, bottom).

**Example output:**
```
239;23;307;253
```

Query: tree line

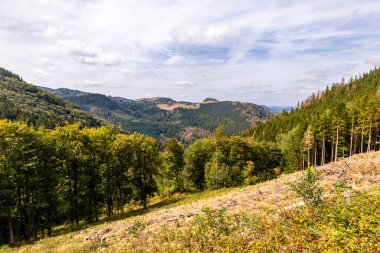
0;122;280;245
250;68;380;172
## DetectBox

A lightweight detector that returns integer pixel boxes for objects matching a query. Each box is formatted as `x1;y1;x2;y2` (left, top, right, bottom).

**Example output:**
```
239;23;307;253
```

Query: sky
1;0;380;106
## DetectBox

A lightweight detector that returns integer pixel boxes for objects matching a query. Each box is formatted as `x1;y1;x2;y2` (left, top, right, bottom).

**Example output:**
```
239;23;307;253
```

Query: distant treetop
202;98;219;103
0;67;23;81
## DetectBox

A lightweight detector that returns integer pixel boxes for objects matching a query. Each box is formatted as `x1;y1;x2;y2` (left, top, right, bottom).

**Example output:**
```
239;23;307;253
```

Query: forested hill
44;87;272;141
248;67;380;172
0;67;101;128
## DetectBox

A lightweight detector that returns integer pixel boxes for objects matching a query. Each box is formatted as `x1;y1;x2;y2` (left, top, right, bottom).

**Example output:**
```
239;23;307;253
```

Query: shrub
128;220;146;237
288;167;323;206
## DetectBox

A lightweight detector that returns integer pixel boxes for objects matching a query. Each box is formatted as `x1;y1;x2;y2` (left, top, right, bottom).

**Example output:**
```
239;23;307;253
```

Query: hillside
7;151;380;252
44;87;271;141
247;68;380;171
0;68;101;128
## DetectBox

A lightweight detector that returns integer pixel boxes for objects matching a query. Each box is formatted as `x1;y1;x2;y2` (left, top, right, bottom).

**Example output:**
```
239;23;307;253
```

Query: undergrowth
116;187;380;253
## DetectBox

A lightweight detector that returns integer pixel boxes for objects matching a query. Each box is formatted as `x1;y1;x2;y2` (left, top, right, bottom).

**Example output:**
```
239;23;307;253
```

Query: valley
43;87;271;142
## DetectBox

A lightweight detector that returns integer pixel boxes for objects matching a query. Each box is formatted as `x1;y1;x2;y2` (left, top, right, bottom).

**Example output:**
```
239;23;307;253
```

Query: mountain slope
10;151;380;252
45;88;272;141
246;68;380;171
0;68;101;128
249;68;380;142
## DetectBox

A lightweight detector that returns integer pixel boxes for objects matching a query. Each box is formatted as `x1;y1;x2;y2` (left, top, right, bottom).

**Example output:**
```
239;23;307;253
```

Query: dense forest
44;87;271;141
0;121;280;245
247;68;380;172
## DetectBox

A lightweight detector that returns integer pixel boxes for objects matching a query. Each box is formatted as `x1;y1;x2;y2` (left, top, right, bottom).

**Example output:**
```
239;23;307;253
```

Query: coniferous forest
248;68;380;172
1;66;380;246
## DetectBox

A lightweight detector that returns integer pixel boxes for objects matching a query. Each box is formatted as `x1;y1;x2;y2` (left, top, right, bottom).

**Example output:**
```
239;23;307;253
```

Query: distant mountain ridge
262;105;294;114
0;67;102;128
43;87;272;141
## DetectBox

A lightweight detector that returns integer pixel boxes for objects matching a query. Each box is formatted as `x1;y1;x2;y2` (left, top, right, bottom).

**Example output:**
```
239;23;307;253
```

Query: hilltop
7;151;380;252
43;87;272;141
0;68;101;128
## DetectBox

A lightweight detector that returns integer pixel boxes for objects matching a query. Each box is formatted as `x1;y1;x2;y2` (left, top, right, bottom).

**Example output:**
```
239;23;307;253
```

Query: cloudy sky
1;0;380;106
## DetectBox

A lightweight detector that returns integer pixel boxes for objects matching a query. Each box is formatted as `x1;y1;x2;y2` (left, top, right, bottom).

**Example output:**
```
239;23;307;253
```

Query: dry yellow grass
5;151;380;253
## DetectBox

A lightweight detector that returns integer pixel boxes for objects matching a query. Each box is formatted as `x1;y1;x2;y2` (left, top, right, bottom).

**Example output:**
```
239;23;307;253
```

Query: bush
288;167;323;206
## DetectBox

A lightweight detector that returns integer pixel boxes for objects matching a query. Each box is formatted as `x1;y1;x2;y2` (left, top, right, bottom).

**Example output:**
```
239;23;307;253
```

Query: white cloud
0;0;379;105
38;24;71;39
365;56;380;66
172;80;197;87
173;25;240;45
58;39;122;66
33;68;50;78
81;79;119;88
143;93;158;98
166;55;195;67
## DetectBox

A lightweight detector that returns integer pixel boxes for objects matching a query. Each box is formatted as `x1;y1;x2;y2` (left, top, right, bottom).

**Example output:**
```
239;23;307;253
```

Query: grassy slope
4;151;380;252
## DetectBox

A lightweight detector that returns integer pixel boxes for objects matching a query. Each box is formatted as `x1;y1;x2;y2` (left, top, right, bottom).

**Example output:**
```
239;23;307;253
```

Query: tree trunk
321;134;325;165
118;185;124;215
34;218;38;240
142;195;147;209
8;215;14;245
34;227;37;240
41;221;44;238
302;153;305;170
335;128;339;162
107;197;113;217
350;118;354;156
361;121;364;153
47;210;52;236
73;164;79;226
367;121;372;152
331;137;335;163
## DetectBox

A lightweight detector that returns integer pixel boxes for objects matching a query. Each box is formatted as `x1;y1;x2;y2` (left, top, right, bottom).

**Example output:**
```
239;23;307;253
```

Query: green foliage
288;167;323;206
0;118;281;245
45;87;272;140
128;220;146;237
278;125;306;172
157;138;185;196
127;133;160;208
242;161;258;185
202;133;280;190
184;139;213;191
0;120;160;244
0;67;22;81
0;73;101;128
334;181;352;192
248;68;380;171
190;207;231;249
